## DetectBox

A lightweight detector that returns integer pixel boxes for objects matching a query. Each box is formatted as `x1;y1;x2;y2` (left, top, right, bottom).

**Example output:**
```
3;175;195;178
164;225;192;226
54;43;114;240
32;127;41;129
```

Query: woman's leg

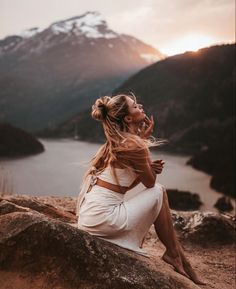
154;188;205;285
153;188;187;277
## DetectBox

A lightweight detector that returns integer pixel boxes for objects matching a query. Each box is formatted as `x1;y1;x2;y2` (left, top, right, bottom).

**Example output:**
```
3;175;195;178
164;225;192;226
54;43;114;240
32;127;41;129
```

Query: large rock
172;211;235;245
1;194;234;288
3;195;233;246
214;196;234;212
167;189;202;211
0;199;30;215
0;195;76;223
0;211;199;289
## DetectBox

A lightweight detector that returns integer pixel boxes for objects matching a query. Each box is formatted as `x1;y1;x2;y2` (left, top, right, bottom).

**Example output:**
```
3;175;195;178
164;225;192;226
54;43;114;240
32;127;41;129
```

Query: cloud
108;0;235;53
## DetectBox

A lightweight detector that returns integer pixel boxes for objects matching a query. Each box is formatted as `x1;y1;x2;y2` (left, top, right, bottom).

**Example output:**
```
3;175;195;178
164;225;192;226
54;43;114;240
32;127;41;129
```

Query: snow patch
79;25;116;39
50;11;117;39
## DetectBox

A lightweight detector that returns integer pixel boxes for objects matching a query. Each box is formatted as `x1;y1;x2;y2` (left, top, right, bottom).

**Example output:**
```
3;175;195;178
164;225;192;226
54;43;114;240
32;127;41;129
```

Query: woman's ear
124;115;133;123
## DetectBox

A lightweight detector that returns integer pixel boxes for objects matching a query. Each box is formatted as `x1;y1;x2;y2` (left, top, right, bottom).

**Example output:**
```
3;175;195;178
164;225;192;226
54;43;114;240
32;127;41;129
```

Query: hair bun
91;96;111;121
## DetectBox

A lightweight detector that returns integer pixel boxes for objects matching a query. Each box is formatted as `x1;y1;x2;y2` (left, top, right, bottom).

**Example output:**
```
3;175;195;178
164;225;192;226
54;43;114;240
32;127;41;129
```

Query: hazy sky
0;0;235;55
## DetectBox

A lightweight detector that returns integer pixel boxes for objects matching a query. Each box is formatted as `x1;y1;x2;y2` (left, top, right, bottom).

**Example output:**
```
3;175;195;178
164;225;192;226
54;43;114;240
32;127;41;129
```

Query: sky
0;0;235;56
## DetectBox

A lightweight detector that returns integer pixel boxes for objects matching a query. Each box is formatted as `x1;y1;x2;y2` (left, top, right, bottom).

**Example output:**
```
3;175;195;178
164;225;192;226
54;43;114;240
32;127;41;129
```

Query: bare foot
162;251;189;279
183;261;206;285
178;246;207;285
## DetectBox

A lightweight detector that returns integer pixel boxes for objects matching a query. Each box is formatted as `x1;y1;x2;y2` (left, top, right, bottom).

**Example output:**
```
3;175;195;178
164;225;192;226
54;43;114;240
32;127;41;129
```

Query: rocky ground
0;194;235;289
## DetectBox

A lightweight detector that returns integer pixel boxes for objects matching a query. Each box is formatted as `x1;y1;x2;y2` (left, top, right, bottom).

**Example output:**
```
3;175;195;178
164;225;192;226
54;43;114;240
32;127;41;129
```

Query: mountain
117;43;235;197
0;11;164;132
50;44;235;197
115;44;235;142
48;44;235;143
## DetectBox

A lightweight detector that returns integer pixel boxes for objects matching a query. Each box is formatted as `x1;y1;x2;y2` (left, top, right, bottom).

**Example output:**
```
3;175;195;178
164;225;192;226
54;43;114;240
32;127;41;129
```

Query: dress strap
76;167;97;216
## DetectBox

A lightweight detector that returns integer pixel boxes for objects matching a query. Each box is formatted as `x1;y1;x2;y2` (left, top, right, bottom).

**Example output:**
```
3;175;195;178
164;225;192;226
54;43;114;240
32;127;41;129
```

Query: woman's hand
138;115;154;139
151;159;165;174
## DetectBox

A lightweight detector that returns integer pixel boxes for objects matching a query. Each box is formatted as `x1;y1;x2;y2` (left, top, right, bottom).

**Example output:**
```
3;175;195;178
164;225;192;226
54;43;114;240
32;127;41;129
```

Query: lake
0;138;228;212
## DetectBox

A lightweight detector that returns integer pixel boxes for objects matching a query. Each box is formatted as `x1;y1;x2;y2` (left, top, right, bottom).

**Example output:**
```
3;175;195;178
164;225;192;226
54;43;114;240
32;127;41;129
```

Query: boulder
0;211;199;289
1;194;234;288
171;211;235;245
0;199;30;215
0;195;76;223
166;189;202;211
214;196;234;212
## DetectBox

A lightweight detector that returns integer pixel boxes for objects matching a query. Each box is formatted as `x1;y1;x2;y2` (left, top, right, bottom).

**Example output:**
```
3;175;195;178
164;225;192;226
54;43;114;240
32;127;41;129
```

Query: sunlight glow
161;34;216;56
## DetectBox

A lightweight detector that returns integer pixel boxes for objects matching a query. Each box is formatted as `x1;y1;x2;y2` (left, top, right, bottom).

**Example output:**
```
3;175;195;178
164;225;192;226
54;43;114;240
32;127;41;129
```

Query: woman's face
125;96;146;124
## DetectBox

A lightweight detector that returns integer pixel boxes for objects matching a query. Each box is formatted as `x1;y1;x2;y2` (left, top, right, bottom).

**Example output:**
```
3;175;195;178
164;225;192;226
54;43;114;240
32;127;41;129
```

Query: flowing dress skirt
78;181;164;257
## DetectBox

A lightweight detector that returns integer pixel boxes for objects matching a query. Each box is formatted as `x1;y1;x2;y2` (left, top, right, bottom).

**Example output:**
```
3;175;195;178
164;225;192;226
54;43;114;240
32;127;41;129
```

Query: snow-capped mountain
50;12;118;38
0;11;164;132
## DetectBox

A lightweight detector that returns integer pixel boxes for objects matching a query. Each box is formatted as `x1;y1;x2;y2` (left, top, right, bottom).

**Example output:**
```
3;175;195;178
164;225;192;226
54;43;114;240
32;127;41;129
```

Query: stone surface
0;211;199;289
0;195;76;223
172;211;235;245
1;194;234;289
0;199;30;215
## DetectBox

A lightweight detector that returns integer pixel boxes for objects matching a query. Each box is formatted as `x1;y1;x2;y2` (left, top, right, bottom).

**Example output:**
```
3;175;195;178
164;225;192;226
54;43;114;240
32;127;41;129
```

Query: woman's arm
128;158;165;190
128;147;156;188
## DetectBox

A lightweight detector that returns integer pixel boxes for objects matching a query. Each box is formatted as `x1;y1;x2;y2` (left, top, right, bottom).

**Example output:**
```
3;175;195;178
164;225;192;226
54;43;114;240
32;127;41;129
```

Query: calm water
0;138;228;212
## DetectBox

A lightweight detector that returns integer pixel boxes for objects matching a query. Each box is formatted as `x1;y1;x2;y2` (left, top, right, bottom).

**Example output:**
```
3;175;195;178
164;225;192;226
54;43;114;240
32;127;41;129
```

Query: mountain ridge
45;43;235;197
0;11;164;132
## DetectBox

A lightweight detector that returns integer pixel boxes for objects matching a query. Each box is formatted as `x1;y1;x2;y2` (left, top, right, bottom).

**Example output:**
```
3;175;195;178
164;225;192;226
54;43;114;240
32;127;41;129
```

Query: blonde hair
84;93;163;184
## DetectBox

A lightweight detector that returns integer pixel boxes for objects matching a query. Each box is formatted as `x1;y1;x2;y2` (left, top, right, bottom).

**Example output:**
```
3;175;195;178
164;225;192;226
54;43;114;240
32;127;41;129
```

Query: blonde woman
77;94;205;285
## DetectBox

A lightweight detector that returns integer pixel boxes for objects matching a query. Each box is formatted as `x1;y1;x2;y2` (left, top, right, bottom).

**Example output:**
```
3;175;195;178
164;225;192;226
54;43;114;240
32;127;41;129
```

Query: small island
0;123;45;157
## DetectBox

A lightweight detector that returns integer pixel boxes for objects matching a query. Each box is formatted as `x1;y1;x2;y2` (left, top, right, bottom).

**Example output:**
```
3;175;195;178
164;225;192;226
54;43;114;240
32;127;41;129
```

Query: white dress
77;166;164;257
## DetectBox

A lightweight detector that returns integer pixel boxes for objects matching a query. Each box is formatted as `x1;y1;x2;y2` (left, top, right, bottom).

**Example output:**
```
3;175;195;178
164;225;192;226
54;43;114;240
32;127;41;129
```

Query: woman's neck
127;123;140;135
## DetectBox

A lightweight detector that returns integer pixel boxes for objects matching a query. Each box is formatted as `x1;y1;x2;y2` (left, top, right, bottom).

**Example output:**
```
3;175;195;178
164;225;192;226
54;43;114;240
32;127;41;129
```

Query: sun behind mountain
162;34;216;56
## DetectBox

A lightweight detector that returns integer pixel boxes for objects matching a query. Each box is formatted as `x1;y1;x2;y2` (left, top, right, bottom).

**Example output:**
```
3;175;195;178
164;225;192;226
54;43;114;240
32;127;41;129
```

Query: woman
77;94;205;285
